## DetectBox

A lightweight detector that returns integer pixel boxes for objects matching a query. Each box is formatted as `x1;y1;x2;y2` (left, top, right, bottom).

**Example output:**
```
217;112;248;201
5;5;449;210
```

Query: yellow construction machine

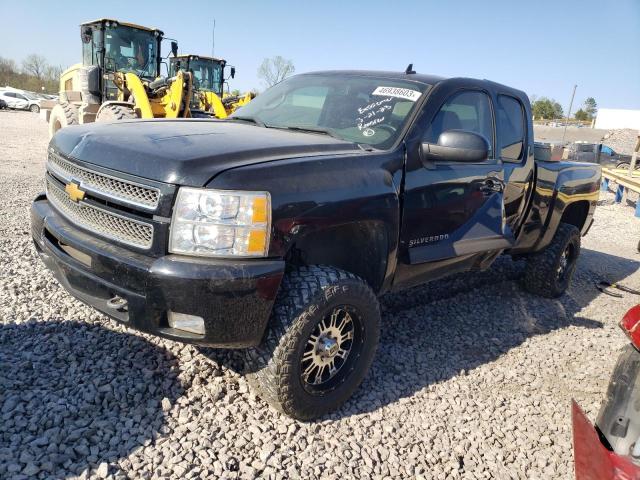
169;54;253;118
48;18;193;137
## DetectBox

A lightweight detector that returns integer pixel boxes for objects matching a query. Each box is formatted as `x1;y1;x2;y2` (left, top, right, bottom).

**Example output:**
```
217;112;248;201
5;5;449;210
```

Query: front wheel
96;104;138;122
244;266;380;420
523;223;581;298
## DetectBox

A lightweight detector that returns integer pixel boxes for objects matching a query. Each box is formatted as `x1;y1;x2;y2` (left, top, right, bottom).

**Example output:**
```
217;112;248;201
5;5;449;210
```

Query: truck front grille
47;149;160;210
46;177;154;250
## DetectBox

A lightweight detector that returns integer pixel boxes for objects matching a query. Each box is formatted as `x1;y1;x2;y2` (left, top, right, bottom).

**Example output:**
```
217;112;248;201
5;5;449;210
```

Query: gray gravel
1;111;640;479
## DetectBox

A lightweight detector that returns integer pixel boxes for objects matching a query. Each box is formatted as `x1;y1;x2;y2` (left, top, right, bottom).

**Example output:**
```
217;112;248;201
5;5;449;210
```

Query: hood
51;119;361;186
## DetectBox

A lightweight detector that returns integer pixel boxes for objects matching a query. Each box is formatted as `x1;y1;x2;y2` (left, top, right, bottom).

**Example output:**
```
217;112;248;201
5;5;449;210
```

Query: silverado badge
65;181;85;202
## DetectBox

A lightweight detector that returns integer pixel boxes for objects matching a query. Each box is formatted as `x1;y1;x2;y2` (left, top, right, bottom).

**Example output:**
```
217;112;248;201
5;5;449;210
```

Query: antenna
405;63;416;74
212;19;216;58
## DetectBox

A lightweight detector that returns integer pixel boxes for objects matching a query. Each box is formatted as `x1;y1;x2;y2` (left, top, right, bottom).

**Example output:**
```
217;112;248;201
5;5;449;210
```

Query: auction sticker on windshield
372;86;422;102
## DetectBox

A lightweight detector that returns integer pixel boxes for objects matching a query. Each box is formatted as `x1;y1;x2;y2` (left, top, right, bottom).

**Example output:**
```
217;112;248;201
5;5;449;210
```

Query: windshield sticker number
372;86;421;102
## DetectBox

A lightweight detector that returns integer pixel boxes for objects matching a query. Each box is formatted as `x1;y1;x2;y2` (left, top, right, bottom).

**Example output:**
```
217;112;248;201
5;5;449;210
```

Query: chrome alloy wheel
300;306;360;392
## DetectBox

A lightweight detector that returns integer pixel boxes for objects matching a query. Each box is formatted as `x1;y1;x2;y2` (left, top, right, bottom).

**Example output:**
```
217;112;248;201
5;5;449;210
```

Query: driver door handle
480;178;503;195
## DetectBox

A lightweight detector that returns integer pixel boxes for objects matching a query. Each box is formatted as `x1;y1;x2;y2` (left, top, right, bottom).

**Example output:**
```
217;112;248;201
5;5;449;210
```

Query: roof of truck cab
172;54;226;63
80;18;164;35
301;70;446;86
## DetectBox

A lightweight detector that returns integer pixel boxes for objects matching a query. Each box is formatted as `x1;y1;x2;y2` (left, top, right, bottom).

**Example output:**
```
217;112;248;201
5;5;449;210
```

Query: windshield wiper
228;116;266;127
270;125;338;138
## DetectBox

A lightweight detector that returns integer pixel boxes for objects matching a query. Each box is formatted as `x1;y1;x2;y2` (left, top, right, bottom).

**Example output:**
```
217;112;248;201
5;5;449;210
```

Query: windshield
189;59;224;94
104;25;158;78
230;73;429;148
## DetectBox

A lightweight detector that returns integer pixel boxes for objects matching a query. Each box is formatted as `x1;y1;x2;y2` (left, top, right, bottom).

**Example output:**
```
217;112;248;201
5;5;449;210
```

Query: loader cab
80;19;164;101
169;55;226;95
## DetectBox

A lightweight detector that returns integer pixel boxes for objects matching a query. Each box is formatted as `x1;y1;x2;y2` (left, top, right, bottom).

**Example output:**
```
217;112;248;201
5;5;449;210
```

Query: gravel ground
1;111;640;479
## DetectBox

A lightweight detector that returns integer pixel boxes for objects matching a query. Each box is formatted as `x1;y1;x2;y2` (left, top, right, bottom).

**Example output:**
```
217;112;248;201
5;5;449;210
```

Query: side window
4;92;15;98
424;90;494;157
497;95;525;162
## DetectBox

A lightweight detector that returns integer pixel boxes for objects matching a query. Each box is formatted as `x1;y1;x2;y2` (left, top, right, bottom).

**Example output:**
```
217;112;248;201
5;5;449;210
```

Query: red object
621;305;640;350
572;400;640;480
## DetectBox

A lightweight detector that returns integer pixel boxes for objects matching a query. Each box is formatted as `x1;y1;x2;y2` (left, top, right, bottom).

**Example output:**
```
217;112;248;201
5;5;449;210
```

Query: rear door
2;92;17;108
393;82;511;290
495;93;534;234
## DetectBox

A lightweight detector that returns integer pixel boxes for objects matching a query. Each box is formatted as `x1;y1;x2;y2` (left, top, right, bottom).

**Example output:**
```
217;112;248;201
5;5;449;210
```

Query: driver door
394;87;512;290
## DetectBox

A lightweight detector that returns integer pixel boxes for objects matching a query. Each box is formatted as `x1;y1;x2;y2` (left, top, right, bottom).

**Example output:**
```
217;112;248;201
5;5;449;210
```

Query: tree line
530;95;597;121
0;54;63;94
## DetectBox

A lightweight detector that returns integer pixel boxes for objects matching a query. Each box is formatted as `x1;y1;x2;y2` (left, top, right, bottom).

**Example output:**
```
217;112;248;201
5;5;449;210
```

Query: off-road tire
244;265;380;420
523;223;581;298
96;104;138;122
29;104;40;113
48;102;78;138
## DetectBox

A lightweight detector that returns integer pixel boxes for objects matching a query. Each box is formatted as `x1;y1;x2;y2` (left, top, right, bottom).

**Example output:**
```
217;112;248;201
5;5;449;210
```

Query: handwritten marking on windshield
358;97;392;115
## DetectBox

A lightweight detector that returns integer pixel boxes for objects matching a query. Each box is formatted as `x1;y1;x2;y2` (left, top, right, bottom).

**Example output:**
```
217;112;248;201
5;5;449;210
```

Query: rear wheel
244;266;380;420
523;223;581;298
48;102;78;138
96;104;138;122
29;104;40;113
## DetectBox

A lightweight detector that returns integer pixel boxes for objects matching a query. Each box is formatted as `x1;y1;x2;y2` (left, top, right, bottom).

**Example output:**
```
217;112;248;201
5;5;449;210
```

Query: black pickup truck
31;70;601;419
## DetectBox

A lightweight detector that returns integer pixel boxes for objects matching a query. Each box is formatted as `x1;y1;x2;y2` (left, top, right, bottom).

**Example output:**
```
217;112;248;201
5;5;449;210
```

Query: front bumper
31;196;285;347
573;344;640;480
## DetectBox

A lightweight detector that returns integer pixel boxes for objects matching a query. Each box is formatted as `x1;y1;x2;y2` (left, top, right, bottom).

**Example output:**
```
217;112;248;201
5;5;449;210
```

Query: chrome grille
46;177;154;249
47;150;160;210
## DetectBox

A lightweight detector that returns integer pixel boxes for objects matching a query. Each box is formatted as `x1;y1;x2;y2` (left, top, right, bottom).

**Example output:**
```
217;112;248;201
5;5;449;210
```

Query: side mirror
230;67;236;79
420;130;490;164
171;41;178;57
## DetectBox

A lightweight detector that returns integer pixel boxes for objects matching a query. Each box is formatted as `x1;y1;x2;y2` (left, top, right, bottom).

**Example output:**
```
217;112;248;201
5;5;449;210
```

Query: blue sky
1;0;639;112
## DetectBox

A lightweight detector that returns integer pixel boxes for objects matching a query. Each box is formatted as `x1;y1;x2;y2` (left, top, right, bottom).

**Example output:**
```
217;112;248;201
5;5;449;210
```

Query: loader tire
244;265;380;420
523;223;581;298
96;104;138;122
48;102;78;138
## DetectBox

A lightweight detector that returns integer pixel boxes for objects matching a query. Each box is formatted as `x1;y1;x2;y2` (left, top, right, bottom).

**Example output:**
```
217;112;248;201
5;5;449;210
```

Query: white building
594;108;640;130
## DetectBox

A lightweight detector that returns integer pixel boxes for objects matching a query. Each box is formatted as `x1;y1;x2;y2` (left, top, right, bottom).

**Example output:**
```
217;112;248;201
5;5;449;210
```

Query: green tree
574;109;589;121
531;97;564;120
584;97;597;118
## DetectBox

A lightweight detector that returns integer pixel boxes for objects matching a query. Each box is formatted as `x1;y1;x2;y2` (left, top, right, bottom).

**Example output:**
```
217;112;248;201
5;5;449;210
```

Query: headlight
169;187;270;257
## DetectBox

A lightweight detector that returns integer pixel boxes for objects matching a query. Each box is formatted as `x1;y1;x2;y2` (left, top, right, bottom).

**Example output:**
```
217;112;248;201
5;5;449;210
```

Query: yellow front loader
49;18;193;137
169;54;254;119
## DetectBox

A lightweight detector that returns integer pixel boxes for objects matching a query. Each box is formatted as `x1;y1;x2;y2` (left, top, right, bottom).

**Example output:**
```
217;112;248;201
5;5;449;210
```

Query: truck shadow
0;320;183;479
334;247;639;417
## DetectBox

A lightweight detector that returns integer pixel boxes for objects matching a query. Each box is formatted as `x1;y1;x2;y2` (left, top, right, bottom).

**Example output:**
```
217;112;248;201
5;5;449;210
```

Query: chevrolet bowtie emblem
65;181;85;202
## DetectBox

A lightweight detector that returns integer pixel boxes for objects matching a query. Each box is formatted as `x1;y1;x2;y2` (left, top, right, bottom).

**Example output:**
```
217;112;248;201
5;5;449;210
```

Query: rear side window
497;95;525;161
4;92;15;98
424;90;494;157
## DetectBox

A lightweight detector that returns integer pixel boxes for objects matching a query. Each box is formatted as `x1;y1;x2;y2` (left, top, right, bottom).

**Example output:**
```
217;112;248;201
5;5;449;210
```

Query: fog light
167;311;205;335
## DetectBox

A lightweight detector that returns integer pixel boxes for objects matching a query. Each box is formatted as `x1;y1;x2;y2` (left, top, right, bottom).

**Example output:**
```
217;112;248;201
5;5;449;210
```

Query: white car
0;90;41;113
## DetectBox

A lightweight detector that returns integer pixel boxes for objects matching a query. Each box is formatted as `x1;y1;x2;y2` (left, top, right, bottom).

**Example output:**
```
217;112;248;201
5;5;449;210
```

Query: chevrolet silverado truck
31;70;601;419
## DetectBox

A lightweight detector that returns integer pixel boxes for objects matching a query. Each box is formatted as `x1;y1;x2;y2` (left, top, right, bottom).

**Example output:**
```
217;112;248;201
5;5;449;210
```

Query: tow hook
106;295;128;312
